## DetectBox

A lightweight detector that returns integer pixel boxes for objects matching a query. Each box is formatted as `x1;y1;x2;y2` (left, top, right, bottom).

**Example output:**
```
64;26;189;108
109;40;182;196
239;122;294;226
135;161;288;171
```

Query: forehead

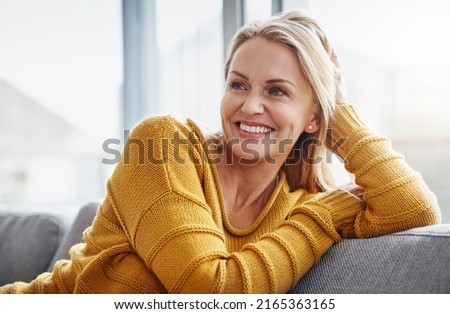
230;37;304;80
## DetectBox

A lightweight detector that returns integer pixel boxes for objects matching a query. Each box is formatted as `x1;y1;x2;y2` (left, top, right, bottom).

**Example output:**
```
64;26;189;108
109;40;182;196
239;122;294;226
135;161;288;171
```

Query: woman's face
220;37;319;166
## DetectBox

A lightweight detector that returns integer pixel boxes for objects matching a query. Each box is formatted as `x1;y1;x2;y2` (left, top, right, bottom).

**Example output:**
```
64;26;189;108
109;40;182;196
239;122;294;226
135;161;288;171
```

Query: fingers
330;48;348;105
330;48;341;69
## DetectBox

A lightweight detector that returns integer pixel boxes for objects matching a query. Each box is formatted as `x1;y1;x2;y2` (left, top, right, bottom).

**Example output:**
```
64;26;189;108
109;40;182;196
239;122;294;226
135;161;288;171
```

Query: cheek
220;95;235;133
219;94;228;117
272;106;302;126
220;93;239;118
275;106;310;136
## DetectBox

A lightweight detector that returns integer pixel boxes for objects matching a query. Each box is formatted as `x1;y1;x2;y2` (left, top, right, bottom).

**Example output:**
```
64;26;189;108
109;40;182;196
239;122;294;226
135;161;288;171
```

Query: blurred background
1;0;449;222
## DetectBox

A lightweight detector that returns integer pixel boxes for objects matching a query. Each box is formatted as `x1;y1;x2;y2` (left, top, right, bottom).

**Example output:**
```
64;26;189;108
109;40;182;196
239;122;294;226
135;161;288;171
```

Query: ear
304;116;320;133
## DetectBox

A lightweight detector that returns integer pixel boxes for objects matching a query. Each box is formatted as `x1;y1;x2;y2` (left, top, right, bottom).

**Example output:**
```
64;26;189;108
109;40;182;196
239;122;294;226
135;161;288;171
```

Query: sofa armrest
289;224;450;294
48;202;98;269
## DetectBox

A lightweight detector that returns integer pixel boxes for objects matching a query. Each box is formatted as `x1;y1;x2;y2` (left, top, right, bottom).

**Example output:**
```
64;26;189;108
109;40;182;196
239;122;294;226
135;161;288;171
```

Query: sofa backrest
290;224;450;294
0;212;66;285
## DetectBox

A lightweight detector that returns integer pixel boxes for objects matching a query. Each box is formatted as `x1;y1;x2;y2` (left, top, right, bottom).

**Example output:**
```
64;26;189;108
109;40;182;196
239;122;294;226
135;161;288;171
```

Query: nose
241;90;264;115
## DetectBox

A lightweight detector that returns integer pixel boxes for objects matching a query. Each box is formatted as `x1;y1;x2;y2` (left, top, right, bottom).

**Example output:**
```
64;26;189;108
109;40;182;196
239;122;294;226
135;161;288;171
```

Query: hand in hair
331;48;348;105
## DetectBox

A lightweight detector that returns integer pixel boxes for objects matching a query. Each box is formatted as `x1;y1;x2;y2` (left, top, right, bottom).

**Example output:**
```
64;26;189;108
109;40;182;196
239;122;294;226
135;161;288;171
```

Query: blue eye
269;87;286;96
230;82;246;90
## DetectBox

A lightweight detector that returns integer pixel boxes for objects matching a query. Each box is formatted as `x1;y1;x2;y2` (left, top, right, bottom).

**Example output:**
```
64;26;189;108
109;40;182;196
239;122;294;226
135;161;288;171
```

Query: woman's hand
331;48;348;105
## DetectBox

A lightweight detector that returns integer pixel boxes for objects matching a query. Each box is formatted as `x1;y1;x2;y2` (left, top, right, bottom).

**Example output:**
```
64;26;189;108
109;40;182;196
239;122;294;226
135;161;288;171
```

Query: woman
0;9;440;293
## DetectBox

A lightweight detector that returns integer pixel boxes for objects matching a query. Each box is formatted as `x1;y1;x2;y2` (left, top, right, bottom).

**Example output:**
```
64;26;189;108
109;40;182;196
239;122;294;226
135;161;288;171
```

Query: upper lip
237;120;274;130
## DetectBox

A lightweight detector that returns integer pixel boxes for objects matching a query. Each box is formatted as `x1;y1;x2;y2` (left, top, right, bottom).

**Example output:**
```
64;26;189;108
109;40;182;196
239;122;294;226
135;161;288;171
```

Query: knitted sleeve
106;116;360;293
137;190;362;294
326;105;441;238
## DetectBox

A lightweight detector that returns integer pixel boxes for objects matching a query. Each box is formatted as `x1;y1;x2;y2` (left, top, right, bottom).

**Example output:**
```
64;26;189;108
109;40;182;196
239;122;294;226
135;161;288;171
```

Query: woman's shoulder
131;114;182;132
129;115;200;140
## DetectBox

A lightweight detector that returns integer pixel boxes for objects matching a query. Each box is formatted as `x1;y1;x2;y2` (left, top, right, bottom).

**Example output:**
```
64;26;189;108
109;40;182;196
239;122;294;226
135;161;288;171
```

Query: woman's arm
108;116;361;293
326;52;441;237
113;187;360;293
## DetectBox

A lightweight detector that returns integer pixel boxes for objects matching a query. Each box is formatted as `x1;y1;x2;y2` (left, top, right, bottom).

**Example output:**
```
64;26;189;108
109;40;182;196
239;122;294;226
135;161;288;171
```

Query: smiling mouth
238;122;273;134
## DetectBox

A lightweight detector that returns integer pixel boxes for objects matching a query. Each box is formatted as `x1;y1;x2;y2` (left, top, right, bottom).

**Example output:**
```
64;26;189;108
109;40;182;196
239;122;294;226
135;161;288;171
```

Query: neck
216;150;282;229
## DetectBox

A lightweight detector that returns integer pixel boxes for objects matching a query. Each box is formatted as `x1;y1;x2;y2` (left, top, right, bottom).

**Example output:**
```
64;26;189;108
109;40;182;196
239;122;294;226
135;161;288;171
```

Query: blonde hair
224;9;337;193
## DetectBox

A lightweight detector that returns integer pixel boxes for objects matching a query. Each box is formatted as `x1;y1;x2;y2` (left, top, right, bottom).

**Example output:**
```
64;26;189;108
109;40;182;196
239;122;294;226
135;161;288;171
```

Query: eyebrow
229;70;295;87
266;78;295;88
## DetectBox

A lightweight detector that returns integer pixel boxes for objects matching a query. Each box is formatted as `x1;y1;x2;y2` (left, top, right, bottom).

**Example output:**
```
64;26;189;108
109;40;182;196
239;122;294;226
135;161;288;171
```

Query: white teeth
240;123;271;134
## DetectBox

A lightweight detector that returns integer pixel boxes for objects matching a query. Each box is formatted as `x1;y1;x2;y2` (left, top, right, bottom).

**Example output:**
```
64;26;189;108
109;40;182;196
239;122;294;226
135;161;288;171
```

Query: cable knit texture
0;105;440;294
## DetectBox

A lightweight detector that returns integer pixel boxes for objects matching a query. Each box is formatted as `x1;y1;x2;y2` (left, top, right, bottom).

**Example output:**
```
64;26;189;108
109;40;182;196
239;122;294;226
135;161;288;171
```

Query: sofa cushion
290;224;450;294
0;212;64;285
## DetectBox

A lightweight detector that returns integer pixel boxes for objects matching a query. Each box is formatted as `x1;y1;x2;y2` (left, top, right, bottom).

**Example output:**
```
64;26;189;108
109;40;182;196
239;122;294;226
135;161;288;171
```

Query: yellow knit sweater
0;105;441;294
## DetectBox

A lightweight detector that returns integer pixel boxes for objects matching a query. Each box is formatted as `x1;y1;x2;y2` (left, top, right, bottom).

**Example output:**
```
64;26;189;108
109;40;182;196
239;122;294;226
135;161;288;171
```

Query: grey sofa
0;202;98;286
1;202;449;293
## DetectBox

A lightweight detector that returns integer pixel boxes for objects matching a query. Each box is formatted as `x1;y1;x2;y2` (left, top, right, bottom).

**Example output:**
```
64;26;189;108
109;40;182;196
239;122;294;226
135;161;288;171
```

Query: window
122;0;223;134
155;0;224;132
244;0;272;23
307;0;450;222
0;0;122;212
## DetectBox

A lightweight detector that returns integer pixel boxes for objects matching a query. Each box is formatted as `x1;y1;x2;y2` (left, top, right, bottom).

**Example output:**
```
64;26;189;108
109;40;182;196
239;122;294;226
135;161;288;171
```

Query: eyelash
268;87;287;97
229;81;288;97
229;82;246;90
